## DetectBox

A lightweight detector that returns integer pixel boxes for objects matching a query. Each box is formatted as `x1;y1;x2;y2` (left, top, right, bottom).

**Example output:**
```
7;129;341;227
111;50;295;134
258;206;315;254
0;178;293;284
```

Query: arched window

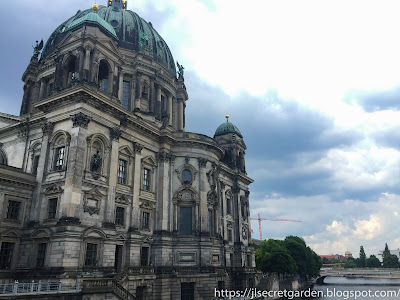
98;60;110;92
49;131;70;172
65;56;77;86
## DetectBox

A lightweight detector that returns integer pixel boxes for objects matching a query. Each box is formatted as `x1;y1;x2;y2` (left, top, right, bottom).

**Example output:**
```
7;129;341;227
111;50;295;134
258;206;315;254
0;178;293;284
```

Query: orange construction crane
250;213;302;240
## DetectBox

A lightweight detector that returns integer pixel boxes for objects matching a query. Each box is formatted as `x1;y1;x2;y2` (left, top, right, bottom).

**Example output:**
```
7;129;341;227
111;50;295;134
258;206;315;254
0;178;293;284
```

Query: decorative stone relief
70;112;91;128
83;188;103;215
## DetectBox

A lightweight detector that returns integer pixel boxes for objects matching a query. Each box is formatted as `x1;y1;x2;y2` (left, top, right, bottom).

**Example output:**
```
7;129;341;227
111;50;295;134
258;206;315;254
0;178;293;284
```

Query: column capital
110;126;122;141
41;121;54;136
198;157;207;168
134;142;144;154
70;112;91;128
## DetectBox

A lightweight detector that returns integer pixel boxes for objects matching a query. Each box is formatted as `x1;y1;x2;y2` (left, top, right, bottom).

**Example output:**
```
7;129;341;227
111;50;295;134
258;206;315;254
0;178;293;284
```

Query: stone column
118;71;124;101
198;157;208;233
62;113;91;222
104;126;122;225
134;73;141;111
150;78;155;113
83;46;91;81
131;143;143;229
155;152;171;231
232;185;243;266
168;94;173;126
30;121;54;222
177;98;184;131
172;98;178;129
78;46;85;80
130;77;135;111
156;86;162;120
38;78;46;101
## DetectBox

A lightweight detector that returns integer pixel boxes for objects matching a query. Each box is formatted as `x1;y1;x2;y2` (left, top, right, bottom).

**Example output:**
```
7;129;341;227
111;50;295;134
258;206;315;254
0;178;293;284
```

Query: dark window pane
122;81;130;109
140;247;149;266
136;286;146;300
32;155;40;174
182;169;192;184
143;168;150;190
181;282;195;300
208;210;213;235
0;242;14;269
115;207;125;225
7;200;21;220
118;159;127;184
227;198;232;215
142;212;150;229
54;147;65;171
179;207;192;235
48;198;58;219
85;243;97;267
101;79;108;92
228;229;232;242
36;243;47;267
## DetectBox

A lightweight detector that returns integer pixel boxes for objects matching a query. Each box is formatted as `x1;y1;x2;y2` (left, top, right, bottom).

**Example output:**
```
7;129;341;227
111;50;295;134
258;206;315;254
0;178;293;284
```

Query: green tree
255;239;298;275
284;237;308;276
359;246;366;268
383;243;390;256
344;259;356;268
322;257;330;264
383;253;400;268
366;255;381;268
354;258;361;268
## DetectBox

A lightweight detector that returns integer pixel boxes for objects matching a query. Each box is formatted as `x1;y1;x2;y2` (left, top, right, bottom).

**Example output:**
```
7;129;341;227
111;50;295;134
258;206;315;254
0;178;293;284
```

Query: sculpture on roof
32;39;43;58
176;61;184;79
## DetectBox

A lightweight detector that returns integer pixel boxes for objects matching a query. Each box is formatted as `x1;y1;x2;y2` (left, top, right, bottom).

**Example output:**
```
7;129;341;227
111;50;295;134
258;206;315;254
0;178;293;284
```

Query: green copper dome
41;5;176;76
67;12;117;38
214;120;243;138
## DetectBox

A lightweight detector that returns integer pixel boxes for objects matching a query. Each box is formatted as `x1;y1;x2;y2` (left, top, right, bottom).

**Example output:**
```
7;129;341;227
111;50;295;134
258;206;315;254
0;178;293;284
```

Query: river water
313;277;400;300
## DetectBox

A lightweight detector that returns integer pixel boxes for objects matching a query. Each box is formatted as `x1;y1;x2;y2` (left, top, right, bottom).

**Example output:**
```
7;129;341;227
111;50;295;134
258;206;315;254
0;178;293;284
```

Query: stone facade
0;1;255;299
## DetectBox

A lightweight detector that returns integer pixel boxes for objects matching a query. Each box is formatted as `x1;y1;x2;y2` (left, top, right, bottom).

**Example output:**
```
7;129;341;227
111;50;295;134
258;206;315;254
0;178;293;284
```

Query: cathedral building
0;1;255;299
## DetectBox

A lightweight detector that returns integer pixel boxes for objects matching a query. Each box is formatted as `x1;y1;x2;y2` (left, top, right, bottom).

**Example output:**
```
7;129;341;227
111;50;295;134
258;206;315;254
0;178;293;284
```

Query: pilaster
61;113;91;220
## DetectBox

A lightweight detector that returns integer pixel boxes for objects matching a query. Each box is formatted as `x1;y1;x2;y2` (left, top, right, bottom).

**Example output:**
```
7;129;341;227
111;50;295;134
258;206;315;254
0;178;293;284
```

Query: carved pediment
45;184;64;195
142;155;157;167
139;201;155;211
1;230;21;238
116;194;130;204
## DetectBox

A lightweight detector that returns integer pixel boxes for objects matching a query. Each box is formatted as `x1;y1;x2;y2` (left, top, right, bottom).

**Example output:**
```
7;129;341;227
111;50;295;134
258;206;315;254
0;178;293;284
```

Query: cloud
351;87;400;113
303;193;400;256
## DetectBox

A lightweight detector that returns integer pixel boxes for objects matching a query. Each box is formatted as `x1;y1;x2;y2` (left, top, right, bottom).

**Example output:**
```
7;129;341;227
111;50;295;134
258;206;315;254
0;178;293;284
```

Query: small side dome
214;116;243;138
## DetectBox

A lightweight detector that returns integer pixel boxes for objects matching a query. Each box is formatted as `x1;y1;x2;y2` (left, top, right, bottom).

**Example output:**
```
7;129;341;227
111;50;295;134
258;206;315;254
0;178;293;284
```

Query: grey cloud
349;87;400;112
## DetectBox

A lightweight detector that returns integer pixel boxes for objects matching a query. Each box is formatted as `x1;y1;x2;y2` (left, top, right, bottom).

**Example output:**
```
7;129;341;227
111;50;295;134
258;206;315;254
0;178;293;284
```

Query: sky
1;0;400;258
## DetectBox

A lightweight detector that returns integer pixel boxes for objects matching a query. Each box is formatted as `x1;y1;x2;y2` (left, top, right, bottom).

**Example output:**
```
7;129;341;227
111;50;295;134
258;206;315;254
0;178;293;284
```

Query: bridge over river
316;268;400;284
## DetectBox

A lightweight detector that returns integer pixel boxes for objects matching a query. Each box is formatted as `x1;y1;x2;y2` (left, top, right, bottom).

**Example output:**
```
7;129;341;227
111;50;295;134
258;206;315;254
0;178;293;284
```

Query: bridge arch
315;276;326;285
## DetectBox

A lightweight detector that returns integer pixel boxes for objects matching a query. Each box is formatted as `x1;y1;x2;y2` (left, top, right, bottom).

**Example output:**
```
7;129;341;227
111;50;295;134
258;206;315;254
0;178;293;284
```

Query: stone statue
32;39;43;58
91;150;102;173
176;61;184;78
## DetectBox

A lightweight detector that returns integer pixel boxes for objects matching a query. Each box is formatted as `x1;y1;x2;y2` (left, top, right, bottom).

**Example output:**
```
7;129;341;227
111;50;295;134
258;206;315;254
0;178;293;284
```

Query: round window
110;20;119;28
182;169;192;184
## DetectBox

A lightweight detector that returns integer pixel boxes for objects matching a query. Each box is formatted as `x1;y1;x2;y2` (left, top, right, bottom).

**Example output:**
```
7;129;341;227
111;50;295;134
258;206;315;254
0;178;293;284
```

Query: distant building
345;251;353;259
320;254;346;262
